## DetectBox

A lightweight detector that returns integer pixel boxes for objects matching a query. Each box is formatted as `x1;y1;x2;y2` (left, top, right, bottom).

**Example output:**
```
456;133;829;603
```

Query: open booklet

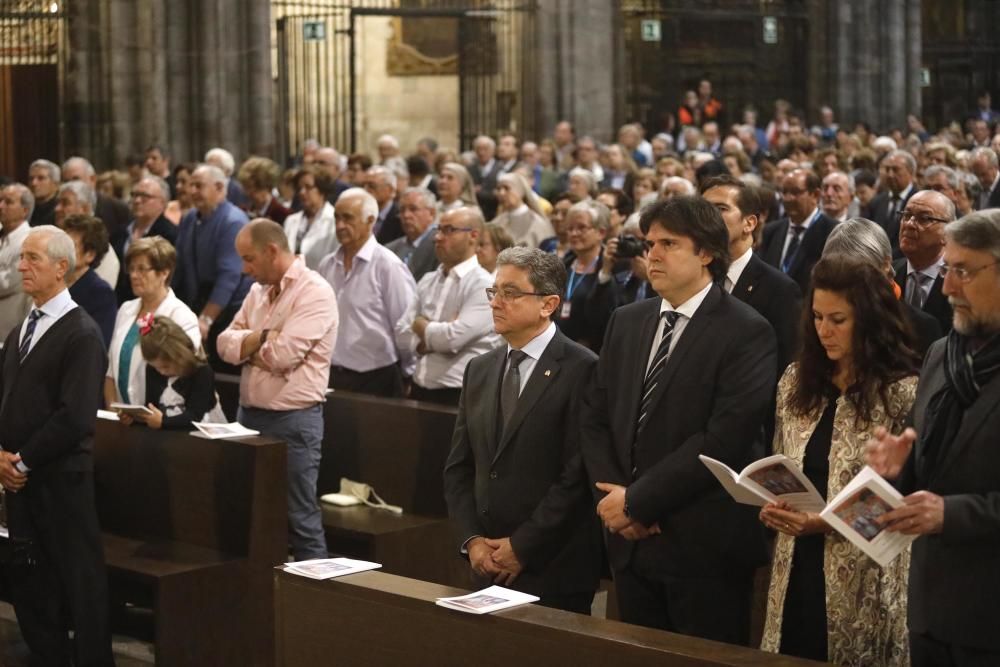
284;557;381;580
436;586;539;615
699;454;826;512
191;421;260;440
819;466;916;567
109;403;154;418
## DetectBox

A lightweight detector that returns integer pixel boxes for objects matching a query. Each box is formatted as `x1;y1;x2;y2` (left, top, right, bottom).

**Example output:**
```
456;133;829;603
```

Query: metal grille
272;0;537;165
0;0;66;179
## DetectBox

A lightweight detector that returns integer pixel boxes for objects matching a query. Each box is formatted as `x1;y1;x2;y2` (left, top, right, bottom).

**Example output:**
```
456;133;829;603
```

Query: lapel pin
747;285;754;293
544;370;551;377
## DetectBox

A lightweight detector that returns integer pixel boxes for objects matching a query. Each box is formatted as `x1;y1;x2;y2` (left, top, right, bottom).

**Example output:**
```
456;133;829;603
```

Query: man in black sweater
0;225;113;665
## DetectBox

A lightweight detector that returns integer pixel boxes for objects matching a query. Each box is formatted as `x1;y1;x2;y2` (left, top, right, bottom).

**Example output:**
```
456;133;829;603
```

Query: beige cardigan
761;364;917;667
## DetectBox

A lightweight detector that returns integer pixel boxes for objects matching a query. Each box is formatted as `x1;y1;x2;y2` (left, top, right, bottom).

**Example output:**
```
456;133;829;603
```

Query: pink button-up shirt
217;257;338;410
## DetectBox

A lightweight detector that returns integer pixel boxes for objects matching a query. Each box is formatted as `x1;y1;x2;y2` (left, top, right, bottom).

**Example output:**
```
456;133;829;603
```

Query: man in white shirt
318;188;417;397
0;184;34;339
396;206;499;405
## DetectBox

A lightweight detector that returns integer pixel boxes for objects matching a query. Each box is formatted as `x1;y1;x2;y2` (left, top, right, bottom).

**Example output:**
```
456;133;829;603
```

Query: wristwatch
199;314;214;327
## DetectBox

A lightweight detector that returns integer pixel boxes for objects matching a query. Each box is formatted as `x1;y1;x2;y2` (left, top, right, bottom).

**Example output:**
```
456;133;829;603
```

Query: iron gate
274;0;537;164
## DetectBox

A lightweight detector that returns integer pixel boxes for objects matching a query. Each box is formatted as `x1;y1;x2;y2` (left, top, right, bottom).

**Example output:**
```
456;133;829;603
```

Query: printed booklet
699;453;826;512
284;557;382;580
436;586;539;615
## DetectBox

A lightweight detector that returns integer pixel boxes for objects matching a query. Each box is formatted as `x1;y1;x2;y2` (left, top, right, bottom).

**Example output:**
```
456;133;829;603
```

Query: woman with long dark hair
759;255;919;666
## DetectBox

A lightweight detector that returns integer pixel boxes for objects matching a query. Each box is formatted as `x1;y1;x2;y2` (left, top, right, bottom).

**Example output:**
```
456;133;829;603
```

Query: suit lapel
763;221;788;268
933;374;1000;481
732;255;763;305
492;332;565;465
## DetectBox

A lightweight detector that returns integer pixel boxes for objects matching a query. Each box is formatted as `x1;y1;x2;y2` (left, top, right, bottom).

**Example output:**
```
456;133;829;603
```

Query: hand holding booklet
699;453;826;512
436;586;539;614
109;403;153;418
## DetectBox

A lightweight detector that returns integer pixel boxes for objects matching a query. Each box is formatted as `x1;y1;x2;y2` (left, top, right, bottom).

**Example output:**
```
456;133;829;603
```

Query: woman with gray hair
823;217;942;355
556;199;616;352
437;162;478;213
490;172;555;248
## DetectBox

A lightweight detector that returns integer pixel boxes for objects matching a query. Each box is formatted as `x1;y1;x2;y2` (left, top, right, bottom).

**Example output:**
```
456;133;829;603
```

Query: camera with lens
616;234;646;259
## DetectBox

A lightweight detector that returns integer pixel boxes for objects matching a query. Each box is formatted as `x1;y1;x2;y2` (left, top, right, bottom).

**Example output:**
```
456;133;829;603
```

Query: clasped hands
467;536;523;586
0;451;26;493
594;482;660;541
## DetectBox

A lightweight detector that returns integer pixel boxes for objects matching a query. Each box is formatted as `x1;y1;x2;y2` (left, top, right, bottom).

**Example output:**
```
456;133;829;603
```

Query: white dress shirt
284;201;340;270
906;256;943;308
395;254;500;389
106;289;201;404
725;247;754;293
506;320;557;394
319;234;417;373
645;281;713;375
18;288;77;358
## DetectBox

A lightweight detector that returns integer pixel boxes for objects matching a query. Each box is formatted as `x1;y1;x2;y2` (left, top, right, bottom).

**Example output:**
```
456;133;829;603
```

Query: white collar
659;279;713;320
726;247;754;290
33;287;74;318
441;254;480;280
906;254;944;280
508;321;556;361
511;204;529;216
790;207;820;230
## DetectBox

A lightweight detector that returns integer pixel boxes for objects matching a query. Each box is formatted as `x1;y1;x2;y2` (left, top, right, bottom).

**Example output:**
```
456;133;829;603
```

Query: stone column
63;0;274;169
535;0;621;142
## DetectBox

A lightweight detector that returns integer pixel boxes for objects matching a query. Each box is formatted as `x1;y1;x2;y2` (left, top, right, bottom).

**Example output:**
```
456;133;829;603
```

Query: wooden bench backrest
93;418;287;562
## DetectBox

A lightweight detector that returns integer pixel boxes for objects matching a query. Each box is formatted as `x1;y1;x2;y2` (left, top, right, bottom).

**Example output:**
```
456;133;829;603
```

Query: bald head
236;218;294;285
244;218;290;253
898;189;952;270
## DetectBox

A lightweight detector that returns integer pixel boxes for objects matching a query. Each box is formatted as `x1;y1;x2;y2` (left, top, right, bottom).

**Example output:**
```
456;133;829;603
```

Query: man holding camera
597;225;655;307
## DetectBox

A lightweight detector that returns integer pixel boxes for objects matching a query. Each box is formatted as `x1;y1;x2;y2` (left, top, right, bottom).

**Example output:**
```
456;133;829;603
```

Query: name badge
560;302;572;319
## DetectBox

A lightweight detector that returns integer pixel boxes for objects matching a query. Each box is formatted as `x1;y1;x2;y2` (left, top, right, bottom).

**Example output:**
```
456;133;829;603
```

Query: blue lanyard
566;257;598;299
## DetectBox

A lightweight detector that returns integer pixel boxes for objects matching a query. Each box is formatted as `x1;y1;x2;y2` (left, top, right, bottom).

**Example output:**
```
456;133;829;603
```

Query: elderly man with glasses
892;189;957;334
113;175;177;303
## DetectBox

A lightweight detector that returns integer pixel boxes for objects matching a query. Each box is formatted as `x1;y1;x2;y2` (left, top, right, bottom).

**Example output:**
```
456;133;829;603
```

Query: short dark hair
694;159;730;189
125;153;145;168
639;195;731;283
145;144;170;157
597;187;634;216
406;154;429;178
62;214;109;266
854;169;877;189
699;174;757;216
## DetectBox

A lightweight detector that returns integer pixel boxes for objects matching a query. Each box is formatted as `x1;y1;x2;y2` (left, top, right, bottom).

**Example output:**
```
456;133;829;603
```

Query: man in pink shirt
218;219;338;560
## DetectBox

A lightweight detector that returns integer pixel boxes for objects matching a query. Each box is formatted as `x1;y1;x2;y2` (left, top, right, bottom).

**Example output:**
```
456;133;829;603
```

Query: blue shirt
172;201;251;311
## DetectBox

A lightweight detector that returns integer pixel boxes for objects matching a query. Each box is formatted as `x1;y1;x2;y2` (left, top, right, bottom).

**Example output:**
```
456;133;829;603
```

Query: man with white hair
659;176;696;200
0;183;33;338
364;166;403;244
313;146;350;203
0;225;113;665
27;159;60;228
318;187;416;397
113;174;177;302
205;147;249;208
469;135;503;220
870;149;918;256
53;180;120;289
61;156;130;245
969;147;1000;210
821;170;858;222
173;164;252;371
387;187;440;281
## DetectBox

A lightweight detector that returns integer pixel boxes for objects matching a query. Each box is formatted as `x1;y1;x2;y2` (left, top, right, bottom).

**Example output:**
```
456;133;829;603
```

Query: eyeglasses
436;225;473;236
485;287;552;302
896;209;950;227
131;192;160;201
128;265;156;275
940;261;999;283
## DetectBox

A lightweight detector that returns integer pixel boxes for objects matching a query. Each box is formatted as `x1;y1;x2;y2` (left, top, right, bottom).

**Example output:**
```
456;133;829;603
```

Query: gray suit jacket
900;339;1000;650
386;235;439;283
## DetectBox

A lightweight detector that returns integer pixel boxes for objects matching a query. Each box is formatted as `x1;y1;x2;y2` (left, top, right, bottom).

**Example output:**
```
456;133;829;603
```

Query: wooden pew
274;568;826;667
93;418;287;667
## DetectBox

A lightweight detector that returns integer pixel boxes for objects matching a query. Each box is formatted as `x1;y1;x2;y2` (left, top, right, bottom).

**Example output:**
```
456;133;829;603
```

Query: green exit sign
641;19;661;42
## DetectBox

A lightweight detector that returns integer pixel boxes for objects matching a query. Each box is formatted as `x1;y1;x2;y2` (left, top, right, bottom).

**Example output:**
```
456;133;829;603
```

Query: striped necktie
18;309;43;362
637;311;681;436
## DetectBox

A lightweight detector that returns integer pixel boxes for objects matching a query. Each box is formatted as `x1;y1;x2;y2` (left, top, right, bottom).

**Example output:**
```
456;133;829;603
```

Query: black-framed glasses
485;287;552;302
940;261;1000;283
895;209;950;227
436;225;473;236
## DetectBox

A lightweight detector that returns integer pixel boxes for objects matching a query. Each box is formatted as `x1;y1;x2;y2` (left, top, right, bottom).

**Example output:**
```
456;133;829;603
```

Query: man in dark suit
893;189;955;335
365;166;404;244
387;188;439;282
869;149;918;256
760;169;839;292
114;175;178;303
581;196;776;643
969;147;1000;210
444;247;602;614
702;175;801;374
0;225;113;665
468;135;503;220
869;209;1000;667
61;156;129;247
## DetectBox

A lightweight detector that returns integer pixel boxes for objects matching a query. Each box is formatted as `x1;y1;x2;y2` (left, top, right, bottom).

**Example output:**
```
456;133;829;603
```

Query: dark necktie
906;272;928;308
636;311;681;436
782;225;804;273
18;309;43;362
500;349;528;432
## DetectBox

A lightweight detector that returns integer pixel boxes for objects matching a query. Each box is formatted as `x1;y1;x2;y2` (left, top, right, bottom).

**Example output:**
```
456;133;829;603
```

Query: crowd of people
1;83;999;666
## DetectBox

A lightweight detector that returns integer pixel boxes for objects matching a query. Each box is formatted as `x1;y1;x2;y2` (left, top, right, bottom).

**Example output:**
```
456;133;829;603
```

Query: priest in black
0;225;113;665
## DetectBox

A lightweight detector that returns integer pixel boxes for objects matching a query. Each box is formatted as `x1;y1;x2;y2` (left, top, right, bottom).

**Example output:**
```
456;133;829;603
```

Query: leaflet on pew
700;454;915;567
284;557;382;580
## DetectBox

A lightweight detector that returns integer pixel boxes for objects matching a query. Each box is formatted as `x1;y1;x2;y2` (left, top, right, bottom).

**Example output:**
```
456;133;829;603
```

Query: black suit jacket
581;285;775;577
95;193;130;250
760;212;839;292
732;253;802;375
898;339;1000;651
469;161;503;220
869;186;916;257
894;258;952;335
386;235;439;283
986;181;1000;209
113;214;179;303
443;329;603;597
375;201;404;245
